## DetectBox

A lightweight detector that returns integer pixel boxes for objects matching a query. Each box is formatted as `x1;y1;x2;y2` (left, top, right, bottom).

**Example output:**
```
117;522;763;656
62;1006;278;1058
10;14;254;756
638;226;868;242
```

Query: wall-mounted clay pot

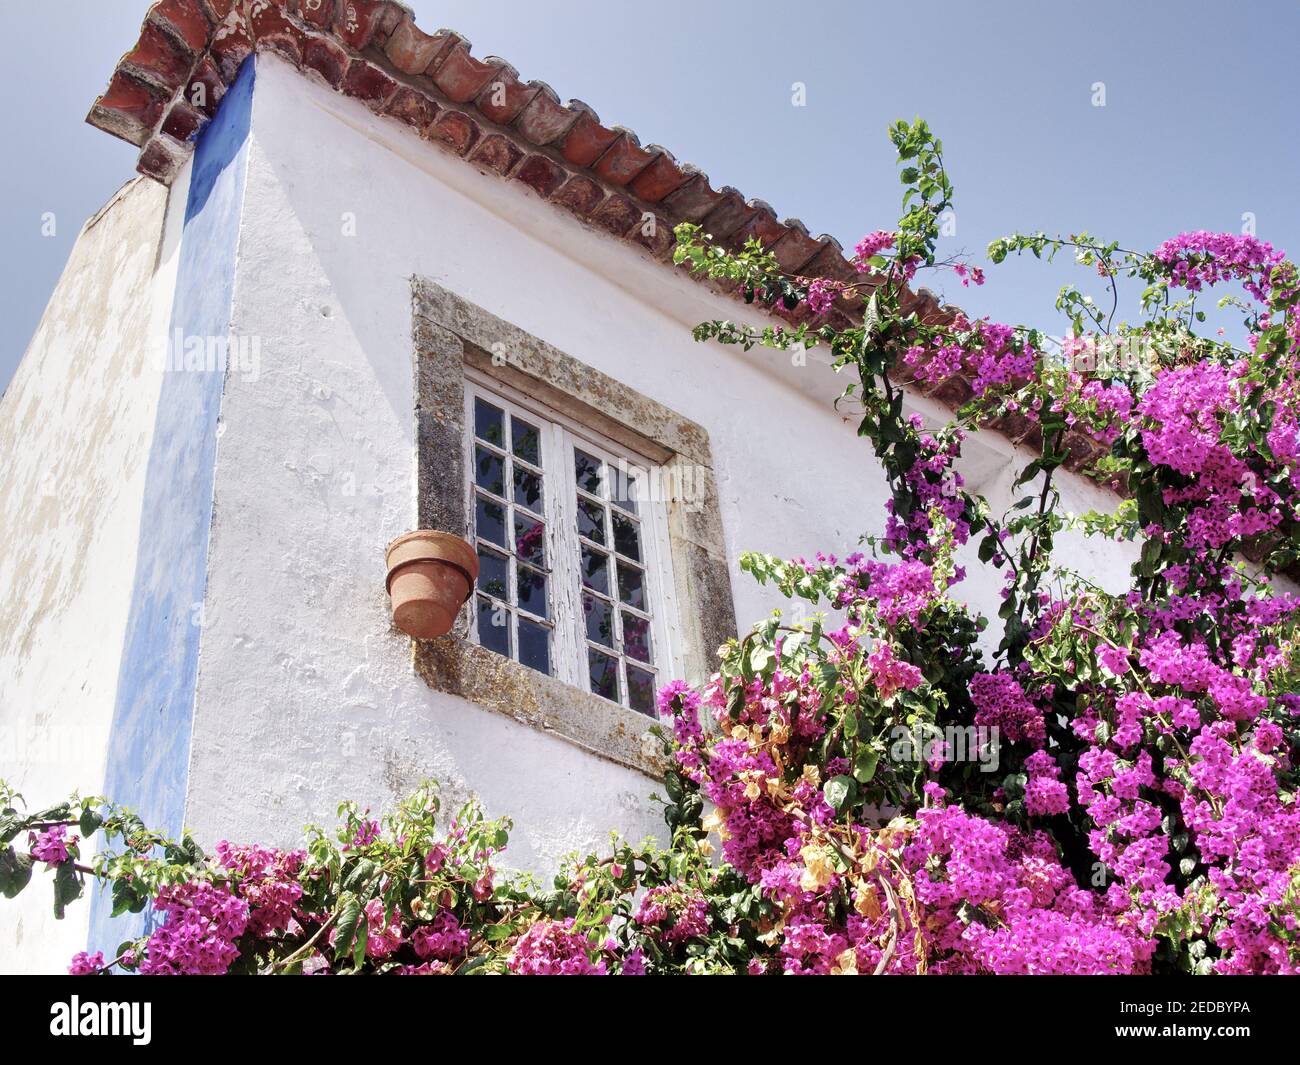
385;531;479;640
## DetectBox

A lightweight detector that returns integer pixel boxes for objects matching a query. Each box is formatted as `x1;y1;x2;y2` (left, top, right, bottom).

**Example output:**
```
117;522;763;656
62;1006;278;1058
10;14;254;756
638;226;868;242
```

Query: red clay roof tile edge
88;1;1114;481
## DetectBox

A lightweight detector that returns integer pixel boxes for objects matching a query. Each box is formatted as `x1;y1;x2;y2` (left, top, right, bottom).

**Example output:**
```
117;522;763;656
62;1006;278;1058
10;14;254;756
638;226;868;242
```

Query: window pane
621;611;652;663
477;596;509;656
616;561;644;610
514;513;546;567
517;565;548;619
474;398;505;447
588;648;619;701
512;417;541;466
475;495;506;549
575;450;604;497
612;471;639;515
612;511;641;561
577;497;605;544
627;665;656;717
474;445;505;497
581;544;610;596
476;545;509;601
517;616;550;675
583;592;613;648
514;466;543;513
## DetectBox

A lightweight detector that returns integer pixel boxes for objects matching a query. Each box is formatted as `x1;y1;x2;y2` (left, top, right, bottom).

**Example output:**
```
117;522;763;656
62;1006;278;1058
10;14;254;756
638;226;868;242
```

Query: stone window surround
410;277;737;778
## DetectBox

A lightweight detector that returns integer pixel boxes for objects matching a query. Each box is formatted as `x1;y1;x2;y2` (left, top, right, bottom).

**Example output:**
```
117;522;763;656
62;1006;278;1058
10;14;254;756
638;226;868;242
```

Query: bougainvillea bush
3;118;1299;975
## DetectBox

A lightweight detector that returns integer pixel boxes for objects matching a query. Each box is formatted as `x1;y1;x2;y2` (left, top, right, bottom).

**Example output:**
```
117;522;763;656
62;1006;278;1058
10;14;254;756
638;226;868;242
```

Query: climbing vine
4;118;1299;974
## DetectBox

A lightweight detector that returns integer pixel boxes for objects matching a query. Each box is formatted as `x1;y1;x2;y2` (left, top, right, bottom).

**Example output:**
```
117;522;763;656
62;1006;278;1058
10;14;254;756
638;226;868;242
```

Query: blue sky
4;0;1298;392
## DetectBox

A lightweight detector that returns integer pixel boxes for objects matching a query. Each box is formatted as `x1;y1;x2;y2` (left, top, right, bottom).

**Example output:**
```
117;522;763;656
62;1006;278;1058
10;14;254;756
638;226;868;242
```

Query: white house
0;0;1133;972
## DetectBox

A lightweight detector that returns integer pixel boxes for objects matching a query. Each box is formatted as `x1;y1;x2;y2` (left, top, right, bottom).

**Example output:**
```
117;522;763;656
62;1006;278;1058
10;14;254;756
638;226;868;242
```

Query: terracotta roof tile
590;192;644;238
627;146;687;203
770;220;827;273
513;84;581;146
514;153;567;199
248;2;306;67
186;56;226;116
592;130;658;187
383;18;452;76
551;174;606;218
700;187;756;245
342;58;399;111
384;84;439;134
137;132;190;182
198;0;235;20
302;32;349;89
332;0;392;51
122;19;195;92
161;98;208;141
432;42;500;104
660;169;725;222
89;70;170;146
292;0;332;31
734;199;785;248
151;0;214;55
473;65;536;124
469;132;525;177
428;109;479;156
87;1;1042;463
631;212;675;258
557;104;619;167
208;12;254;83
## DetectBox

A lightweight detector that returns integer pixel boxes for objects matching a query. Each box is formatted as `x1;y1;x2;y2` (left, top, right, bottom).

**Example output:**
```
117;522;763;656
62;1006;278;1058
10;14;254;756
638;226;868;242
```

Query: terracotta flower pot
385;531;479;640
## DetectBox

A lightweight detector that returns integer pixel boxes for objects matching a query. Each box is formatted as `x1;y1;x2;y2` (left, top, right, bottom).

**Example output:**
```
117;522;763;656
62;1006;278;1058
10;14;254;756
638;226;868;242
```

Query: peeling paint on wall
87;58;257;958
0;175;175;974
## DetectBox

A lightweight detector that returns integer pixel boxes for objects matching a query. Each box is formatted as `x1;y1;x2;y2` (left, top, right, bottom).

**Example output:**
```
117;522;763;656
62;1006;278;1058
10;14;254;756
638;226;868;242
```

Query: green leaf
0;813;23;846
52;862;82;920
78;807;104;839
663;771;685;804
483;922;517;942
854;748;880;784
0;846;34;899
352;921;369;970
110;876;143;917
343;858;377;893
823;775;857;813
332;891;362;961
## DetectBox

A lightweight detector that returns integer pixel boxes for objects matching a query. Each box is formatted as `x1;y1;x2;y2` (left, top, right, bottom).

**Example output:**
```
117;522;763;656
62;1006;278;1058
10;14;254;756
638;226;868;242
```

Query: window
463;370;676;716
414;278;738;775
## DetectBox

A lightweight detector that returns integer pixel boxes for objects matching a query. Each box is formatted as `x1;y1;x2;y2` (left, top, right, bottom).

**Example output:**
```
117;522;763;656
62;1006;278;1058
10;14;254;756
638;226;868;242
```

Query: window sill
414;634;668;779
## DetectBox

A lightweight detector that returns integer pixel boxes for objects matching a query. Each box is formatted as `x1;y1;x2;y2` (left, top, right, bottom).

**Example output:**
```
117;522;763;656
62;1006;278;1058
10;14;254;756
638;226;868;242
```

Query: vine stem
267;913;335;974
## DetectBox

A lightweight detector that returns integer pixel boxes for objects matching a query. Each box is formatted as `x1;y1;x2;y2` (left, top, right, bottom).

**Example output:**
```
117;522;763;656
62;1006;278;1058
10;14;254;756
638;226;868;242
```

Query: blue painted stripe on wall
88;59;256;954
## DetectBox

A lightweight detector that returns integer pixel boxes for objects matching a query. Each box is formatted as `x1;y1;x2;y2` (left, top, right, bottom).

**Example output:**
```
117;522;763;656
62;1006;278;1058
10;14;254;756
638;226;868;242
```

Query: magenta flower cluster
29;825;74;866
507;918;606;975
633;885;711;945
139;880;249;976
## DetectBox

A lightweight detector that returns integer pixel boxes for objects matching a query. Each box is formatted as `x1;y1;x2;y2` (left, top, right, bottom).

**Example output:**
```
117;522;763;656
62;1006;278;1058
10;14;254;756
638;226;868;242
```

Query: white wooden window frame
462;367;680;714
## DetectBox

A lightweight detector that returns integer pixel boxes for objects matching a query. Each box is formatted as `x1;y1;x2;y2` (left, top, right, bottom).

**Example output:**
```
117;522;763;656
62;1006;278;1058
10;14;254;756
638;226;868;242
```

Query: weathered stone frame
410;277;736;777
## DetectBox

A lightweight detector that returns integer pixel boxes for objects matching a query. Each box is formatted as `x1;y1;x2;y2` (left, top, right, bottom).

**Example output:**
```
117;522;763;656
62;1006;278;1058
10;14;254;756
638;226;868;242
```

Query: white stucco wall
0;172;187;972
0;54;1160;973
182;56;1141;875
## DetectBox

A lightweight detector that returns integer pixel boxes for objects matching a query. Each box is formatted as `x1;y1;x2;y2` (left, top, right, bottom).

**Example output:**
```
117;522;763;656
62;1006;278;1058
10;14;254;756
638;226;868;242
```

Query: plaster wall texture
182;56;1139;875
0;173;185;972
0;53;1161;970
86;58;260;958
